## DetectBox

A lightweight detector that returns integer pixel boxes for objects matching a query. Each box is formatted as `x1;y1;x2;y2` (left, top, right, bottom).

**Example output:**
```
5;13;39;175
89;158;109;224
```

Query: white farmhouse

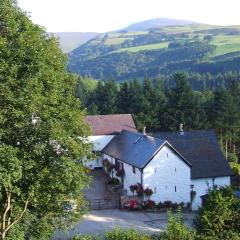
102;129;233;210
85;114;137;169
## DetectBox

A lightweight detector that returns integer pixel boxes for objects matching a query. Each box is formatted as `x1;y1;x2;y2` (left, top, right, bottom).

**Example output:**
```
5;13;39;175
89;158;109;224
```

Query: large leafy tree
0;1;92;239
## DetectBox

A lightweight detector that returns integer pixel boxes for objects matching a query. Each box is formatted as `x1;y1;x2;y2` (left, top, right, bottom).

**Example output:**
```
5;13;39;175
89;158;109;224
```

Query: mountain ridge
123;18;198;31
53;32;98;53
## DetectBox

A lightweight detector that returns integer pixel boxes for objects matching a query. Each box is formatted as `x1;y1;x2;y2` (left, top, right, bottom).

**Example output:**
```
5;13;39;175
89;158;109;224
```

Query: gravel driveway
83;169;120;200
54;209;196;240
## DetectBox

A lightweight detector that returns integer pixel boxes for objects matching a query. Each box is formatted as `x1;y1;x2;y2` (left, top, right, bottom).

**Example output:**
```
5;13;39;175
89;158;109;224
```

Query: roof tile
86;114;137;135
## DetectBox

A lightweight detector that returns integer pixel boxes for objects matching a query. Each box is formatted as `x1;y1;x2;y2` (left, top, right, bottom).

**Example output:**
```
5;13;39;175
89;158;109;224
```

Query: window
154;168;157;173
154;187;157;193
167;153;169;158
115;159;120;171
119;162;123;170
132;166;136;174
175;167;176;172
93;150;101;157
175;186;177;192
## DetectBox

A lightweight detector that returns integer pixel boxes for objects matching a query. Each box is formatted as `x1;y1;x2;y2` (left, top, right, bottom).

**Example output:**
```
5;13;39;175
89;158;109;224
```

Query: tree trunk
225;140;228;160
0;194;29;240
233;132;236;155
1;231;6;240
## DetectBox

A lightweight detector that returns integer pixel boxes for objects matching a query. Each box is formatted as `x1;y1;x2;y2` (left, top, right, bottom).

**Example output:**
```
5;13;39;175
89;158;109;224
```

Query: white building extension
85;114;137;169
102;129;233;210
191;176;231;210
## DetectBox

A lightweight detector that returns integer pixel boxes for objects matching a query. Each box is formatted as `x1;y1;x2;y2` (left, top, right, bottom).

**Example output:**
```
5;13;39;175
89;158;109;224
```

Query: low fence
89;198;120;210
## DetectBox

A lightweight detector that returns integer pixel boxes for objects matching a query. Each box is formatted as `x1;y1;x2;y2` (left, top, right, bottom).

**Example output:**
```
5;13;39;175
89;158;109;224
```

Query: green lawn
110;42;169;53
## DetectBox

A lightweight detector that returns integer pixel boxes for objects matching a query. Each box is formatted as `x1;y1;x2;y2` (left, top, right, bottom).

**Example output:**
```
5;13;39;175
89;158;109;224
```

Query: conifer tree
163;73;207;131
117;81;131;113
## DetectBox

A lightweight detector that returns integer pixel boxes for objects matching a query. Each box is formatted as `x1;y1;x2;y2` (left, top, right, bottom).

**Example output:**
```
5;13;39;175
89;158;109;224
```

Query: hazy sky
18;0;240;32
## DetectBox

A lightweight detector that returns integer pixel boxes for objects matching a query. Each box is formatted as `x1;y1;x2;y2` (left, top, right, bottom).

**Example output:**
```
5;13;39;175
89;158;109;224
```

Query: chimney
179;123;184;135
143;126;147;135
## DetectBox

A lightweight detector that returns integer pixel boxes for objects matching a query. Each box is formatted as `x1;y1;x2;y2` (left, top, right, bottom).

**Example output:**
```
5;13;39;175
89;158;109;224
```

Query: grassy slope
106;26;240;55
210;35;240;57
111;42;169;53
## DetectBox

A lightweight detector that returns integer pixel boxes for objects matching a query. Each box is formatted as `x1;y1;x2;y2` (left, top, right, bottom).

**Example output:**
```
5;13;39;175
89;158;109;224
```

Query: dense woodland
76;73;240;172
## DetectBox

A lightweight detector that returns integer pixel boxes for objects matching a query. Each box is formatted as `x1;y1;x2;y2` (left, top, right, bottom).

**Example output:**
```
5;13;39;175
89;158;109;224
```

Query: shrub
145;200;156;209
159;209;196;240
136;183;144;197
163;201;173;208
130;185;138;195
194;186;240;239
107;177;119;185
172;202;179;211
156;201;163;209
230;162;240;175
180;202;185;209
228;153;238;163
116;169;124;177
104;228;151;240
72;234;96;240
144;188;153;198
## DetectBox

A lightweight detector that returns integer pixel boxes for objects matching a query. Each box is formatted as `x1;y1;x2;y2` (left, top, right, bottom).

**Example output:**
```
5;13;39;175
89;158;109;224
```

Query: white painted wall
191;176;231;210
85;135;115;169
122;162;141;196
143;146;191;204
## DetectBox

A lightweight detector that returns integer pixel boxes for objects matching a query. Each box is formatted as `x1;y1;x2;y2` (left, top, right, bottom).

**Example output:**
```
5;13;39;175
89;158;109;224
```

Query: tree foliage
194;187;240;240
0;1;92;239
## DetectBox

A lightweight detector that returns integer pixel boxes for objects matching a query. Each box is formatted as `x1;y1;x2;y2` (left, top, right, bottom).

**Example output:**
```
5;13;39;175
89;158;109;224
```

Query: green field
111;42;169;53
121;31;148;36
210;35;240;57
160;24;219;34
104;37;133;45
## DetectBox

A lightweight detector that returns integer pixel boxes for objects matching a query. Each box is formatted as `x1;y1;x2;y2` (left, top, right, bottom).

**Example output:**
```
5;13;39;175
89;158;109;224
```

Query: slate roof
86;114;137;135
152;130;233;179
102;130;191;169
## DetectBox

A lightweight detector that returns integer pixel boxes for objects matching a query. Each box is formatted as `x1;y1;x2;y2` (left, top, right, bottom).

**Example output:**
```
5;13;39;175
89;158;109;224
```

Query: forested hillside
68;23;240;88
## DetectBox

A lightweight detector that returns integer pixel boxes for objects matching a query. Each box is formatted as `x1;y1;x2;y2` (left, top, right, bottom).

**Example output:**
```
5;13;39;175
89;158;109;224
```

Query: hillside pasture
104;37;133;45
111;41;169;53
210;35;240;57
